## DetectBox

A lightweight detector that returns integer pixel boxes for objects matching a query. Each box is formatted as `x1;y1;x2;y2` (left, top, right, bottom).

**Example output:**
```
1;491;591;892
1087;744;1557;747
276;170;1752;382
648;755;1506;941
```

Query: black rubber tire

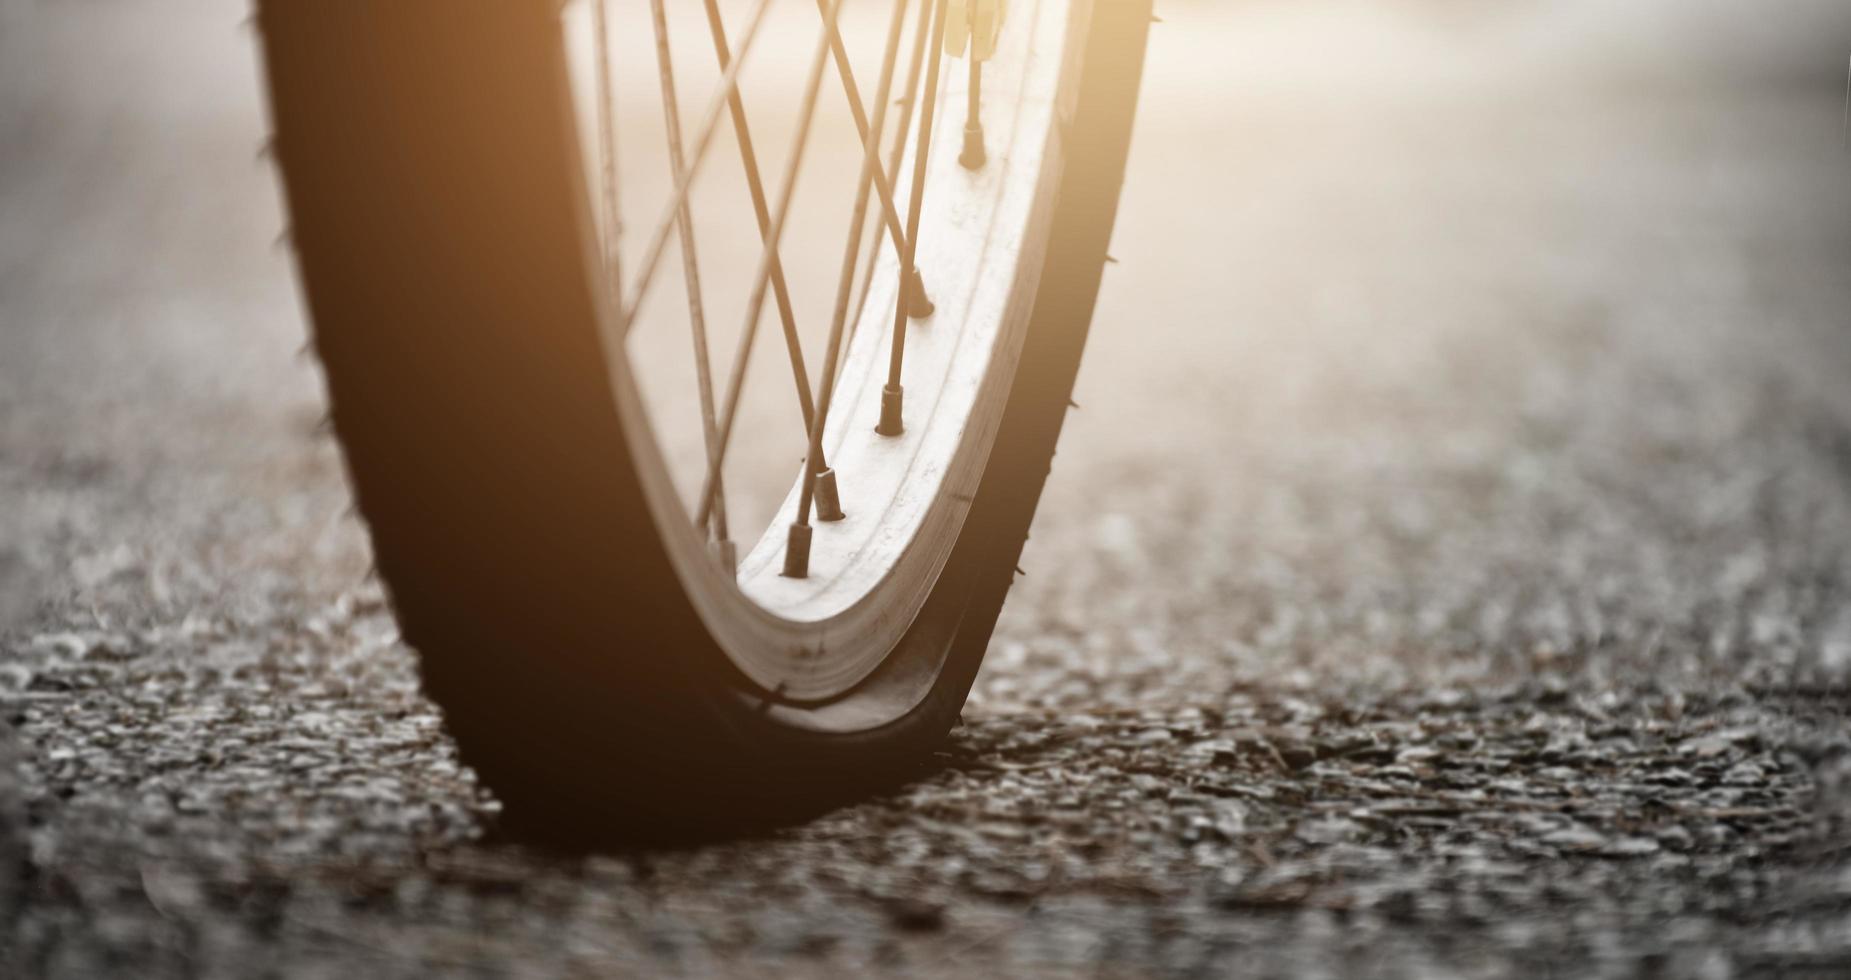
258;0;1150;844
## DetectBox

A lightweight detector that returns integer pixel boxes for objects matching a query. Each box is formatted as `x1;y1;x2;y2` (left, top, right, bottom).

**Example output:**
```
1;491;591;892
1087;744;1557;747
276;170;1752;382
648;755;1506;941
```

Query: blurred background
4;0;1849;684
5;0;1851;975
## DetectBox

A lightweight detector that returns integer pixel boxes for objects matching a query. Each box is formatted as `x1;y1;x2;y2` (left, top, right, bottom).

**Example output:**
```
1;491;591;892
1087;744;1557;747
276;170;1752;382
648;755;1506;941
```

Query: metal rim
568;0;1084;702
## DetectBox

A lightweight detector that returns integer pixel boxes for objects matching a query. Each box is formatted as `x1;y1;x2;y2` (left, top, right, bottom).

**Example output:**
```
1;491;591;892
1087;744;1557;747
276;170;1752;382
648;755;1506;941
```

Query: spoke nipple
781;522;813;579
710;537;738;573
814;468;846;523
959;121;987;171
905;268;935;319
877;384;905;437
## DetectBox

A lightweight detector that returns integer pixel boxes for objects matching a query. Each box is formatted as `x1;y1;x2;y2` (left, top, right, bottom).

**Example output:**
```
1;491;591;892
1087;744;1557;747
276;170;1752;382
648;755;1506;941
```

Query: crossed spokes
589;0;983;578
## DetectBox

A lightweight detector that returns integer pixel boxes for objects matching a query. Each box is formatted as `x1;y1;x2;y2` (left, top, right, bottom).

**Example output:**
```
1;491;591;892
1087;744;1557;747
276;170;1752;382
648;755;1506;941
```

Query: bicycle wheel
258;0;1149;841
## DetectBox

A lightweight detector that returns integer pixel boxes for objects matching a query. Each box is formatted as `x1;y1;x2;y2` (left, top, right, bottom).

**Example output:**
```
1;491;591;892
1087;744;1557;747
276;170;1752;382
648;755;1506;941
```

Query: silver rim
564;0;1084;701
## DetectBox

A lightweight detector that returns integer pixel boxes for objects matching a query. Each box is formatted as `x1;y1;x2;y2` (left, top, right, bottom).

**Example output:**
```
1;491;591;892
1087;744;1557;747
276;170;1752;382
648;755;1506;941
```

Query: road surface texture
5;1;1851;977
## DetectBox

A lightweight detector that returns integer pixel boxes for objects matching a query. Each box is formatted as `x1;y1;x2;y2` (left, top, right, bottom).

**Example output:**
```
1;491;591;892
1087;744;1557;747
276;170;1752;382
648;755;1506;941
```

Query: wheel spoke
621;0;777;335
649;0;732;554
846;0;934;373
590;0;623;322
695;0;853;531
783;0;916;575
700;0;820;442
958;29;986;169
877;0;952;437
809;0;919;286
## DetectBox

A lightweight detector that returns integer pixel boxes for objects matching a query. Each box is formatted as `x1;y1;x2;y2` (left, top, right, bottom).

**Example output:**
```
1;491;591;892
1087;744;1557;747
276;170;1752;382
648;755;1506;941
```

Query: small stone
886;899;946;932
1598;837;1661;858
1542;825;1606;851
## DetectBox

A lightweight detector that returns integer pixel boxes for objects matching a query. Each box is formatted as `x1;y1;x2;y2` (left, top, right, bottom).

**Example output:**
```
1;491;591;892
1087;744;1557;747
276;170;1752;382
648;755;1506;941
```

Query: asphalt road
5;1;1851;976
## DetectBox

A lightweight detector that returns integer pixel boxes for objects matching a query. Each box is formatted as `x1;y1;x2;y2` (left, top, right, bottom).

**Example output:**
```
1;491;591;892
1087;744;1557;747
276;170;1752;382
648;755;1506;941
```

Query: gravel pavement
5;1;1851;976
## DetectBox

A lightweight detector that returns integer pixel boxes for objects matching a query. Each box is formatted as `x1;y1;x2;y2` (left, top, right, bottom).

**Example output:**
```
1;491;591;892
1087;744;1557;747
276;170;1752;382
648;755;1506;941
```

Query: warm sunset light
3;0;1850;975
